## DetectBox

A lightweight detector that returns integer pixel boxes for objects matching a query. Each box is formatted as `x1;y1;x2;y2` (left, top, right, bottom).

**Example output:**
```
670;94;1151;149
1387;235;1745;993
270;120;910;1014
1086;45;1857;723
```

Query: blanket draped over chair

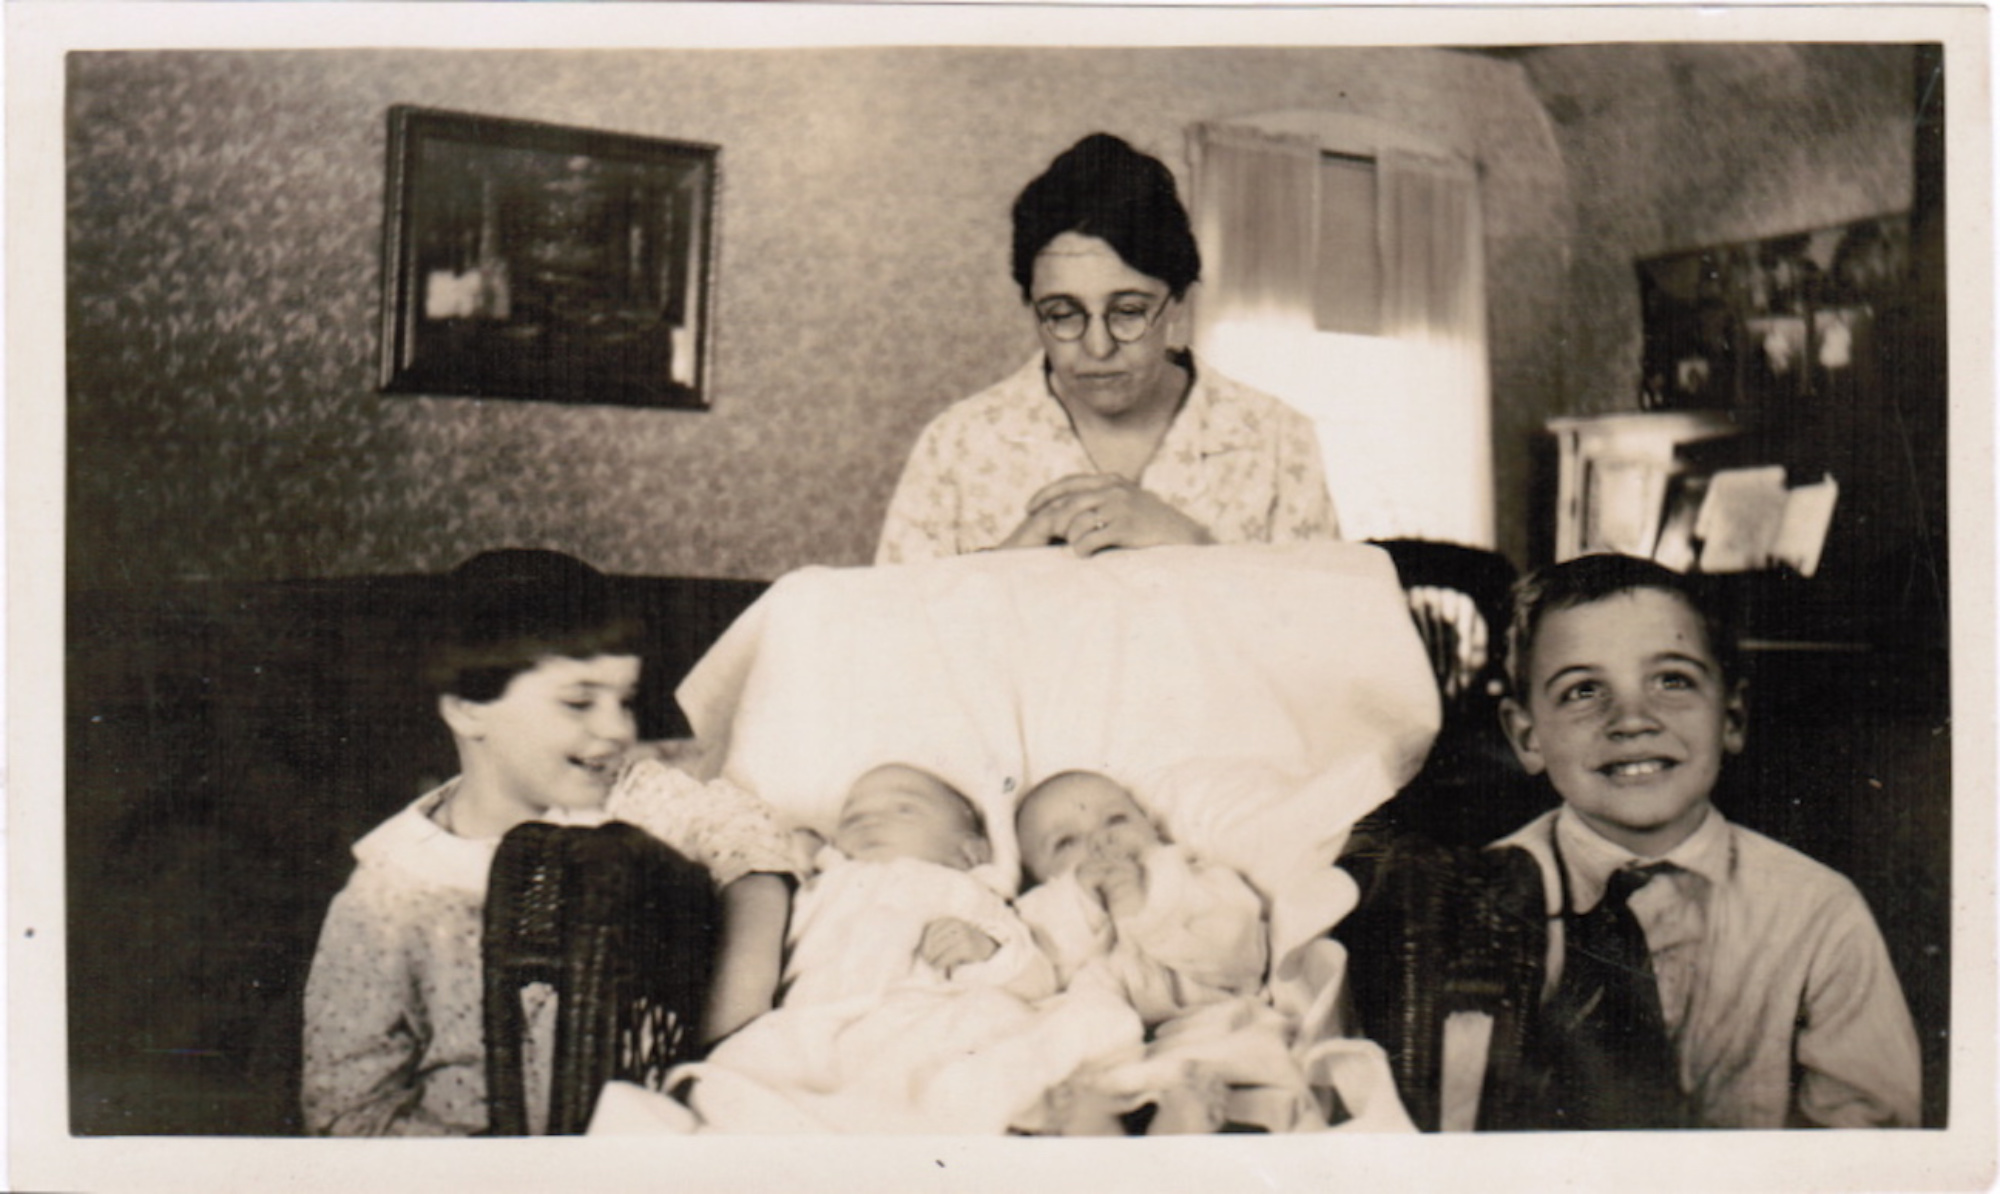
677;541;1440;971
571;543;1445;1134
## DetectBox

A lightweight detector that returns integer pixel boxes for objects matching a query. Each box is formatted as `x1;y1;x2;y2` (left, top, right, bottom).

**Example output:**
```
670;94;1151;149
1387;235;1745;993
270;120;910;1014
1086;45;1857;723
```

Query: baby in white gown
662;763;1140;1134
1014;770;1313;1134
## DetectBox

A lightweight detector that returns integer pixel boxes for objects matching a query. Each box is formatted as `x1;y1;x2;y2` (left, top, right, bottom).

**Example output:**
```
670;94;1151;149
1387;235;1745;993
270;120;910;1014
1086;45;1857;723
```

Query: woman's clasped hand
874;132;1339;565
1001;472;1216;555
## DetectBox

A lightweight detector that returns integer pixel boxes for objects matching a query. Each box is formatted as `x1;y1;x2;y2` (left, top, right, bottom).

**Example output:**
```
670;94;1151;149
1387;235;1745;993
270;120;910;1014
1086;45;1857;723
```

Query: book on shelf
1693;466;1840;577
1767;474;1840;578
1580;461;1839;578
1693;465;1790;572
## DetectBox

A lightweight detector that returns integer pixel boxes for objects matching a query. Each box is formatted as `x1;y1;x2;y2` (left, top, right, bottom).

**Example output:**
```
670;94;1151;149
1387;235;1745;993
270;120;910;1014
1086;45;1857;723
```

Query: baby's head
833;764;991;870
426;549;645;821
1500;553;1748;857
1015;770;1162;885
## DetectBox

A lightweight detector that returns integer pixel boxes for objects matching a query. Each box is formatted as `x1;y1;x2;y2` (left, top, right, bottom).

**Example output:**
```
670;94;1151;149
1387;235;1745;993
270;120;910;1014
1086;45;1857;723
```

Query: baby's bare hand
918;917;1000;974
1146;1064;1232;1136
1077;857;1146;918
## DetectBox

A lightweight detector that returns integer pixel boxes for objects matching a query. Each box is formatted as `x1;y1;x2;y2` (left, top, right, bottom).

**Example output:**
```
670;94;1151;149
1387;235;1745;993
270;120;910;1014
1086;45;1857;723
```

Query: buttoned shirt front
876;353;1339;564
1497;806;1921;1128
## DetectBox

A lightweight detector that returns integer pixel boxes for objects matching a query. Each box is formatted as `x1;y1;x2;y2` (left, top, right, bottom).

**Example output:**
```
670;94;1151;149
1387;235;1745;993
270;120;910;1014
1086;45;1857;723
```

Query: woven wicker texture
1333;832;1547;1131
482;821;720;1135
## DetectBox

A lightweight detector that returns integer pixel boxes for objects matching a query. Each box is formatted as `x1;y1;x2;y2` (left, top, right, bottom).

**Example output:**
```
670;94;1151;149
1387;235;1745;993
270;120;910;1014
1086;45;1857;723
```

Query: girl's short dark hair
423;548;643;701
1010;133;1201;302
1504;553;1741;697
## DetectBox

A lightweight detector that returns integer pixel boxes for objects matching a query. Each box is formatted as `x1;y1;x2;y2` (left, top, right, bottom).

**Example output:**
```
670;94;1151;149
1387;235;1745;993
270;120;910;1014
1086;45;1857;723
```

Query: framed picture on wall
379;105;718;410
1635;212;1910;416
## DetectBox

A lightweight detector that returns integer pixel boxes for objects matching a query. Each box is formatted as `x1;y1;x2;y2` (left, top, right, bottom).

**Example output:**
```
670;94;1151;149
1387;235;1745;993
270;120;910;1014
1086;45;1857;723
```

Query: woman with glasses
876;133;1339;565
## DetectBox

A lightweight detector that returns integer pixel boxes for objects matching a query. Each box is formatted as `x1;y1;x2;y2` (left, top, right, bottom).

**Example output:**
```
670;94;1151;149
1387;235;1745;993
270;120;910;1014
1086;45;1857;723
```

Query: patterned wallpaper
64;45;1912;586
1522;43;1916;420
66;46;1566;585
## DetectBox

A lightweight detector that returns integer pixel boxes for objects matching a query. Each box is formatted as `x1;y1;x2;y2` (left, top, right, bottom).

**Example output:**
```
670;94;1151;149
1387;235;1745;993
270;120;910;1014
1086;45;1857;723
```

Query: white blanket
678;542;1438;964
667;857;1143;1134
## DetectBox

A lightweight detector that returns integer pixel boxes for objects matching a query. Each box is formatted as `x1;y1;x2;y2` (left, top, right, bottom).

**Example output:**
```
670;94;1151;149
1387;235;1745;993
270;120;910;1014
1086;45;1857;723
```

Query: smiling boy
1494;553;1919;1129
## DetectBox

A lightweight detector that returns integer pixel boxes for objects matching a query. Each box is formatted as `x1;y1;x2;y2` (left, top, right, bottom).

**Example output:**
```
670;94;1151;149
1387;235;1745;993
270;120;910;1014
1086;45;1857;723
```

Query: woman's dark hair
1010;133;1201;301
423;548;643;701
1504;553;1742;697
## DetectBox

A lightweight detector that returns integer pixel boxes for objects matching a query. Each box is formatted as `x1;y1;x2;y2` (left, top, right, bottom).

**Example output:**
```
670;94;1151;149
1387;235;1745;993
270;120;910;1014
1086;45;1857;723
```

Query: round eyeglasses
1033;298;1167;344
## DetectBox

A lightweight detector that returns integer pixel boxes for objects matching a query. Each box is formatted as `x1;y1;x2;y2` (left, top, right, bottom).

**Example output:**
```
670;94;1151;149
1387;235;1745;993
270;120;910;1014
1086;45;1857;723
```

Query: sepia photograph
10;3;1993;1191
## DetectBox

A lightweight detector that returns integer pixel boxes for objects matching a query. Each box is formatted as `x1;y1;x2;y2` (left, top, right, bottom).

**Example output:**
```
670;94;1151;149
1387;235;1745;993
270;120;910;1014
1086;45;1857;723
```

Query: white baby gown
666;853;1142;1134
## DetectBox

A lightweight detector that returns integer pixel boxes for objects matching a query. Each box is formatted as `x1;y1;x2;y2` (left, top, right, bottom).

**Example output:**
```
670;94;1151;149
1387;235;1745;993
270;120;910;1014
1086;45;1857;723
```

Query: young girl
300;549;803;1136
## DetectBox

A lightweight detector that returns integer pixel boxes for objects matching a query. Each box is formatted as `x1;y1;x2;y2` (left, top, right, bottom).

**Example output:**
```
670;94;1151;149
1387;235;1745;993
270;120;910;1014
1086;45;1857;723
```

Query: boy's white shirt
1493;802;1923;1128
1531;803;1731;996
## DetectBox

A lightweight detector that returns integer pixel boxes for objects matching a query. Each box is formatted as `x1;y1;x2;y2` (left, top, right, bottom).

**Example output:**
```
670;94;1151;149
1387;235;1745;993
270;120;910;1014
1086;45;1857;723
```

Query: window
1188;115;1493;547
1314;152;1381;335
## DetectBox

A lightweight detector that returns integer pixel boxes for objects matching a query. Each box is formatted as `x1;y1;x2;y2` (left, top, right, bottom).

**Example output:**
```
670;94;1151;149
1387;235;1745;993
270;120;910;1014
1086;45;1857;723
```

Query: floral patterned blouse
876;352;1340;564
300;762;804;1136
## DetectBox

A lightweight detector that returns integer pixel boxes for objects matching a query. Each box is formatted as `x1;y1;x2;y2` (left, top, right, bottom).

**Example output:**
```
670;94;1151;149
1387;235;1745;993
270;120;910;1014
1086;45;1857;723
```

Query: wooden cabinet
1547;411;1738;563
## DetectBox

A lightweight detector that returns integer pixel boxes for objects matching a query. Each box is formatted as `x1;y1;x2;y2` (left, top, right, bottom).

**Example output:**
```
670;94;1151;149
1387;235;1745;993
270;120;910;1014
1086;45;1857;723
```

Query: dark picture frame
1635;212;1911;416
379;105;718;409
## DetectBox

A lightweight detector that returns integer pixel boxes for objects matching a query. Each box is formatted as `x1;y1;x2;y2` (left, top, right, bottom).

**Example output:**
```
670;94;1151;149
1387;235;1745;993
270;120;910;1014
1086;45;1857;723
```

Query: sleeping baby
1013;770;1316;1134
777;763;1053;1007
663;763;1141;1134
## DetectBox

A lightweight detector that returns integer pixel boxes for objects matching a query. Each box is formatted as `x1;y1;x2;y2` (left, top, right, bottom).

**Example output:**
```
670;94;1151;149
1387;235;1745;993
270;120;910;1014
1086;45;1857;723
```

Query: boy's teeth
1604;760;1667;777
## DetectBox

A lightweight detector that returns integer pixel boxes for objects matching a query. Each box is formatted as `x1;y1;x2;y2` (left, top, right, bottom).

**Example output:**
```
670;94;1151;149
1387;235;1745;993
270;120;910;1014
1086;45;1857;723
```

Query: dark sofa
65;572;768;1135
64;563;1952;1134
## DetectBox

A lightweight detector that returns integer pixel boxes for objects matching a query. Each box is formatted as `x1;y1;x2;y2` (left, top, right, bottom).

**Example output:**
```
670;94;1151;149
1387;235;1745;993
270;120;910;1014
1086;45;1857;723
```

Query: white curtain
1378;148;1486;349
1188;121;1494;549
1187;122;1320;341
1374;147;1493;544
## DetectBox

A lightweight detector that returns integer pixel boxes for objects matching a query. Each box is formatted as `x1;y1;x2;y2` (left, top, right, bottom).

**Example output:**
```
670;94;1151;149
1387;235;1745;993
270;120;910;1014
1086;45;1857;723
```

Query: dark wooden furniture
482;821;718;1135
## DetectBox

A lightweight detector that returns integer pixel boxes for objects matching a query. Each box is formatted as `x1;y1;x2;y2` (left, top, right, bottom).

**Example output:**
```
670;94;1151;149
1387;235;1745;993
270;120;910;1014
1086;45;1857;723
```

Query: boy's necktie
1543;863;1690;1129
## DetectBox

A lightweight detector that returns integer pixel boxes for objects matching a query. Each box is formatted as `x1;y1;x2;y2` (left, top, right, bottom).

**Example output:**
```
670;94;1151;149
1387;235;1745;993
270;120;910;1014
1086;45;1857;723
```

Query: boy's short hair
423;548;643;701
1505;553;1741;696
